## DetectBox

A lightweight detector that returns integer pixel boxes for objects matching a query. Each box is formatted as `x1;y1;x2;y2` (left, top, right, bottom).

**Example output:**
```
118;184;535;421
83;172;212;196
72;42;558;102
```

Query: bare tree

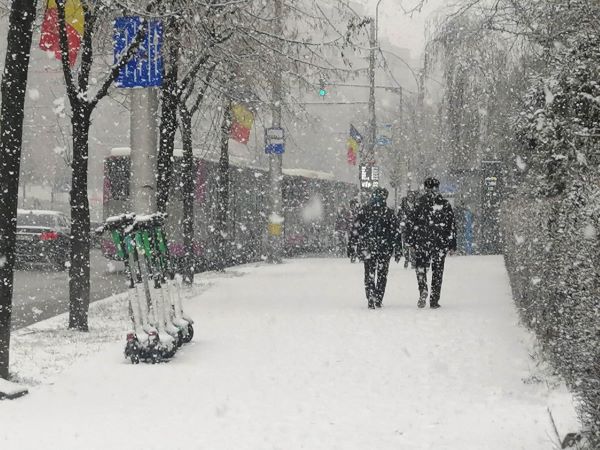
156;2;232;214
0;0;38;379
54;0;152;331
154;0;364;274
178;65;215;282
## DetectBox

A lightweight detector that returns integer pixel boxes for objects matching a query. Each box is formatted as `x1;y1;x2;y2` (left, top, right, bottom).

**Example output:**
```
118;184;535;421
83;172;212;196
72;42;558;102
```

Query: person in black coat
398;190;418;269
404;177;456;309
347;188;402;309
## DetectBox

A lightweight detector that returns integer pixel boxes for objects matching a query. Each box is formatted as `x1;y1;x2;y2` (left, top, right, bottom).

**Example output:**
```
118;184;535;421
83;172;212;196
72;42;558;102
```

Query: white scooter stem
139;245;175;349
128;249;154;336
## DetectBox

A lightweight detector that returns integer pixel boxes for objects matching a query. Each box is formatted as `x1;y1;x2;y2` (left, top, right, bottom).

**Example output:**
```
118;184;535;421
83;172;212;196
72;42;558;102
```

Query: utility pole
413;52;427;188
358;17;377;199
130;88;158;215
267;0;284;263
366;18;377;168
392;86;403;210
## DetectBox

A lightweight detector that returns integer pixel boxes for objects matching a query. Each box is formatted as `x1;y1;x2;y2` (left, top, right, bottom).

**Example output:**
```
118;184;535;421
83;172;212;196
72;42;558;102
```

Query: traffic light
319;76;327;97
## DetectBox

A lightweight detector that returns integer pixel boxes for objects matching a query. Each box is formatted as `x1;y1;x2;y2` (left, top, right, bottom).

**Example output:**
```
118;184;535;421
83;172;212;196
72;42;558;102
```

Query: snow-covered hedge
504;181;600;445
503;36;600;446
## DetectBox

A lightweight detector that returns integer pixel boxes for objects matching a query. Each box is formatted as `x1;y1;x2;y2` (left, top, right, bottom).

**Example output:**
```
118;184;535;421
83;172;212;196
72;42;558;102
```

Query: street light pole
375;0;383;43
130;88;158;216
267;0;284;263
363;0;383;194
365;18;377;169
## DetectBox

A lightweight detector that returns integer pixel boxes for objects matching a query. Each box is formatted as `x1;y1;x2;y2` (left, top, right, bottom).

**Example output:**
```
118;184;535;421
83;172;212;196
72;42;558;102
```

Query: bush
504;35;600;444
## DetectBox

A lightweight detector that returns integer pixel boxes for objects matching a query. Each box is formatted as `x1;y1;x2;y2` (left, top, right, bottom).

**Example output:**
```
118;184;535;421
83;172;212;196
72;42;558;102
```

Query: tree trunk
157;86;178;213
180;108;195;284
156;27;180;214
215;103;232;270
68;107;91;331
0;0;37;380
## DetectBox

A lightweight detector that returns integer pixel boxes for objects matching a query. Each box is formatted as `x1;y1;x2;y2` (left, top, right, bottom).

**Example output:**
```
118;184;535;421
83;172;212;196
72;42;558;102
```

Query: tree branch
55;0;78;107
77;0;99;93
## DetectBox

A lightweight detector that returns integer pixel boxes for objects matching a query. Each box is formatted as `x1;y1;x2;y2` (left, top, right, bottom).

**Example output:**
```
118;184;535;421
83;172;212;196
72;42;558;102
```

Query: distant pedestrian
347;199;360;229
404;177;456;309
455;201;474;255
348;188;402;309
334;206;351;256
398;190;418;269
345;199;360;262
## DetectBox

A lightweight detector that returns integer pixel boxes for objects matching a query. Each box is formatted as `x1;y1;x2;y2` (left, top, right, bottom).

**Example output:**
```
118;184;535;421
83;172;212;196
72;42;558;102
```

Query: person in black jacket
398;190;418;269
404;177;456;309
348;188;402;309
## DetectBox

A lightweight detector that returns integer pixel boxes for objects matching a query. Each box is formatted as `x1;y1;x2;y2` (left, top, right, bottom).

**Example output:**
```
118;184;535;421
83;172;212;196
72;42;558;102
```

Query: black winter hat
424;177;440;189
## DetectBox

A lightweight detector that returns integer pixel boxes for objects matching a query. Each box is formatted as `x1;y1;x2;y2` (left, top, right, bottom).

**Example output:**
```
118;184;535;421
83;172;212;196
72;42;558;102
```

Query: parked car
16;209;70;270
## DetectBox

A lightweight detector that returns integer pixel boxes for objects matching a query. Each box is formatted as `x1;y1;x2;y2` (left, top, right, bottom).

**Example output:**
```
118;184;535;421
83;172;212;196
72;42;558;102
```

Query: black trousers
414;248;447;305
363;255;391;305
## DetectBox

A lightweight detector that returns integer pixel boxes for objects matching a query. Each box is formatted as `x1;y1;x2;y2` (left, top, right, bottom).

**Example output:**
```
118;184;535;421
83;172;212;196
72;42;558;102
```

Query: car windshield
18;213;58;228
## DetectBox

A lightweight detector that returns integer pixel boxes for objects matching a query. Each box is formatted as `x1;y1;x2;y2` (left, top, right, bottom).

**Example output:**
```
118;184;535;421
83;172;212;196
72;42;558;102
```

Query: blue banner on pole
114;17;163;88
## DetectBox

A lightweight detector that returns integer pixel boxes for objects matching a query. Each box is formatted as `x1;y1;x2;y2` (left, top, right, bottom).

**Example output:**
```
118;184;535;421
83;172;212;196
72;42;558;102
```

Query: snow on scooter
127;215;179;360
150;214;194;343
98;214;161;364
99;213;194;363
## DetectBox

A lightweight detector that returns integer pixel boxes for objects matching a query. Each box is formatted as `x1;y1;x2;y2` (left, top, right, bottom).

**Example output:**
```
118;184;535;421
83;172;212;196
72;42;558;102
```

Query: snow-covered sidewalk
0;256;578;449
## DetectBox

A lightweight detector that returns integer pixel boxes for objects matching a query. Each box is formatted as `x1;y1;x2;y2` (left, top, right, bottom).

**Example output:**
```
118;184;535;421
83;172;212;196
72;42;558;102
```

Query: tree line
0;0;367;379
429;0;599;446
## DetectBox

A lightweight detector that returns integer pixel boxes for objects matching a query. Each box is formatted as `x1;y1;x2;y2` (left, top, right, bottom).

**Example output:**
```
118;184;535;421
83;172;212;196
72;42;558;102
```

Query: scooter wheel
130;354;140;364
183;323;194;343
163;345;177;359
176;330;184;348
150;351;160;364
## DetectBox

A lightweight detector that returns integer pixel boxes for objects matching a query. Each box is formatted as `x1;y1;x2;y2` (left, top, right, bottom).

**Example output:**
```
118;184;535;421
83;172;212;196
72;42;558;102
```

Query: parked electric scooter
99;212;194;363
127;215;178;359
98;214;161;364
149;213;194;343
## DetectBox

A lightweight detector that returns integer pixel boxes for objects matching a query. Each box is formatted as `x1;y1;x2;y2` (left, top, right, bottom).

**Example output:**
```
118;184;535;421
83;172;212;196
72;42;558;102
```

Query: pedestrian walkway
0;256;577;449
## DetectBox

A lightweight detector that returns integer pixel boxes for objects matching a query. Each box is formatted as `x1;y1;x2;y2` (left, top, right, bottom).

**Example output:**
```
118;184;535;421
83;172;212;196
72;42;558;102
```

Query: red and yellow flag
230;103;254;144
347;137;358;165
346;124;362;166
39;0;84;67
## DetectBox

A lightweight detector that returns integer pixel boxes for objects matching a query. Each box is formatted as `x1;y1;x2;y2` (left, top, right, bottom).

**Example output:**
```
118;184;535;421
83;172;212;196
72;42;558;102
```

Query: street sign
360;165;379;189
376;124;393;146
265;127;285;154
376;135;392;146
114;17;163;88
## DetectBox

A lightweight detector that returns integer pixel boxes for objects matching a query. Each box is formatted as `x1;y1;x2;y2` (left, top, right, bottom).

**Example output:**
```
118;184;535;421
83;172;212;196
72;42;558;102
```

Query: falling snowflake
28;89;40;101
583;224;596;240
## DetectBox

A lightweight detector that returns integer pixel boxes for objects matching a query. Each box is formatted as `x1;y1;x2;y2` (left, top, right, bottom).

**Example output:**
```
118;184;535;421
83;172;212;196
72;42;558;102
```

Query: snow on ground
0;256;579;449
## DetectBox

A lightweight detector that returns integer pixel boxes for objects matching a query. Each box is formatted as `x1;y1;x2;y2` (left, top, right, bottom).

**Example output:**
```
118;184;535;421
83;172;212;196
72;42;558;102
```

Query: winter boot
375;300;382;308
368;300;375;309
430;302;441;309
417;291;427;309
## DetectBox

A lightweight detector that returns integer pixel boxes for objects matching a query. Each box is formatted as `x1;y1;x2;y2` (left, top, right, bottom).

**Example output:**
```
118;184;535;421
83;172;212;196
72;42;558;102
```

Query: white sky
359;0;449;58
